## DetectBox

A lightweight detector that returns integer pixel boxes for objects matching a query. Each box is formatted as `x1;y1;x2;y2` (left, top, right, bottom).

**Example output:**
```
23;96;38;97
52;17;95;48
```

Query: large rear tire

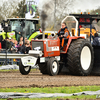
19;60;31;75
47;58;59;76
67;39;94;76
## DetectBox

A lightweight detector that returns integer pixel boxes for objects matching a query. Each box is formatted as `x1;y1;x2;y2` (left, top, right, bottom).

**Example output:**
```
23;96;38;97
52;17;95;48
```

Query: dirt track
0;70;100;88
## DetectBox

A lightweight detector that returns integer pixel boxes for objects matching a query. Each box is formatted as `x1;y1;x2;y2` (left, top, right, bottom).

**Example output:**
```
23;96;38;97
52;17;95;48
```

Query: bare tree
38;0;75;31
12;0;26;18
55;0;75;30
0;0;19;22
56;0;74;18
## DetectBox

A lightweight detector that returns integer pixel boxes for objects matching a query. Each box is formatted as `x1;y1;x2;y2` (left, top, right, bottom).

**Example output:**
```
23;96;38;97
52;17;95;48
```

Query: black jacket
57;27;68;35
1;40;11;50
92;37;100;46
20;45;26;54
26;47;31;54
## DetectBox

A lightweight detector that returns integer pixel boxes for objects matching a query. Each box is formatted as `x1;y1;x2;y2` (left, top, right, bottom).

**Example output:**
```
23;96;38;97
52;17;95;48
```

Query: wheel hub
52;61;57;73
81;46;91;70
24;66;30;71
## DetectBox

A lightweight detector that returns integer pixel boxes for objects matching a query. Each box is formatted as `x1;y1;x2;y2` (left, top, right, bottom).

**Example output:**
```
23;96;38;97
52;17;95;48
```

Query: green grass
0;68;38;72
0;86;100;93
0;69;18;72
0;86;100;100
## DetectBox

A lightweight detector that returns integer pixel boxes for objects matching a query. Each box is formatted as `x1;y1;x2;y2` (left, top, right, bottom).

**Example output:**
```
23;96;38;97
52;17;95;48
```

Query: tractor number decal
48;46;59;51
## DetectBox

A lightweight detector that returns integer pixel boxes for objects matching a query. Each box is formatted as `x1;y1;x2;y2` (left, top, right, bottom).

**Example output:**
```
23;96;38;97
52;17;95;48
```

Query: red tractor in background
19;15;95;76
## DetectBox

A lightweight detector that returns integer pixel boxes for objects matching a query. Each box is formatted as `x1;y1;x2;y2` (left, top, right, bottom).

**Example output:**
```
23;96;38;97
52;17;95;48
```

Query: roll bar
62;16;78;36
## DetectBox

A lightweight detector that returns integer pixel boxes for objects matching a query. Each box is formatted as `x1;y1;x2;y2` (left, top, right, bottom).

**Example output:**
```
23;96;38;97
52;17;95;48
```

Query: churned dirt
0;70;100;88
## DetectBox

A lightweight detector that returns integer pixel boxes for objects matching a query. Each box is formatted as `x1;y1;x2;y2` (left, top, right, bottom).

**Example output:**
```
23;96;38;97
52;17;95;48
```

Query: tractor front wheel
19;60;31;75
39;63;48;74
47;58;59;76
67;39;94;76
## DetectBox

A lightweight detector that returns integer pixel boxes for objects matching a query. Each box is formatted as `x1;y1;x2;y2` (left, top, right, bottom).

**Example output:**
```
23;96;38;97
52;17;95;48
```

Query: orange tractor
19;14;97;76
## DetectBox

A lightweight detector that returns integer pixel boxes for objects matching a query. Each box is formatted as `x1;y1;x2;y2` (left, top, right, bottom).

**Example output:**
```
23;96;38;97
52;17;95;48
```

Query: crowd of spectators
0;36;31;54
0;36;32;65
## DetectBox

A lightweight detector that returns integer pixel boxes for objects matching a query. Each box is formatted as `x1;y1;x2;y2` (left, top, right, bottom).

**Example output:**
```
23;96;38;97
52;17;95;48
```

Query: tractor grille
32;41;44;51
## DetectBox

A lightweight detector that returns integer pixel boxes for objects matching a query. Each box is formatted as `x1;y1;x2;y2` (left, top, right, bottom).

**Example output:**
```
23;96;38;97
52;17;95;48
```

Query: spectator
0;36;3;42
14;40;18;47
24;37;27;43
10;40;18;53
6;37;12;50
1;39;6;49
91;32;100;46
1;37;11;53
19;42;27;54
26;40;31;54
19;36;23;46
10;38;15;46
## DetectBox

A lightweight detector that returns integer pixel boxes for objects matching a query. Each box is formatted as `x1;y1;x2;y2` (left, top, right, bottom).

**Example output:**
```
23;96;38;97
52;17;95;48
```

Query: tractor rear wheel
67;39;94;76
19;60;31;75
47;58;59;76
39;63;48;74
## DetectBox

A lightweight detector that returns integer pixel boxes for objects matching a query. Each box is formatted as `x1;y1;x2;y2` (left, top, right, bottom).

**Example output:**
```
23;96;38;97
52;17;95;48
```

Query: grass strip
0;86;100;100
0;85;100;93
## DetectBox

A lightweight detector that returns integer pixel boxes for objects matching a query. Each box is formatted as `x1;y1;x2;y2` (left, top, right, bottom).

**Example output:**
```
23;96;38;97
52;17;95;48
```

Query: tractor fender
61;36;85;54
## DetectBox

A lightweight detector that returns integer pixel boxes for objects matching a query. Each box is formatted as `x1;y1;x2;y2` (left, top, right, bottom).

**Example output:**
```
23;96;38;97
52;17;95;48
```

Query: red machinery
19;16;94;76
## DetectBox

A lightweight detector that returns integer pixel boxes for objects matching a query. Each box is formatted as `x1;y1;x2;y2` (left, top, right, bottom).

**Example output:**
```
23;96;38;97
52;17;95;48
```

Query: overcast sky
73;0;100;12
1;0;100;12
38;0;100;13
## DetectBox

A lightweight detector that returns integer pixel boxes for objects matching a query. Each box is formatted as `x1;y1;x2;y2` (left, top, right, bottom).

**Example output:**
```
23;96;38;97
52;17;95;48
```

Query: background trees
0;0;100;31
12;0;26;18
0;0;18;22
38;0;75;31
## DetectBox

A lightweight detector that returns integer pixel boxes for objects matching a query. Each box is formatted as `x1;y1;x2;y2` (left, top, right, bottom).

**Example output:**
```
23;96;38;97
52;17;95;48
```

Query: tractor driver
57;22;70;49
